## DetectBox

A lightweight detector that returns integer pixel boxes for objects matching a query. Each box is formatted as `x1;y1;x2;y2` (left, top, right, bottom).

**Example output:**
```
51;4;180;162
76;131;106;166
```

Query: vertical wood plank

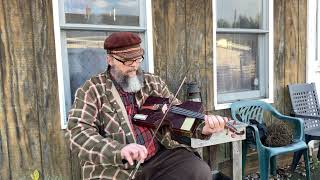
232;141;242;180
298;0;307;83
31;0;74;179
153;0;187;101
284;0;299;114
164;0;187;99
0;1;11;179
152;0;168;80
185;0;206;82
0;0;42;179
273;0;286;114
205;0;214;112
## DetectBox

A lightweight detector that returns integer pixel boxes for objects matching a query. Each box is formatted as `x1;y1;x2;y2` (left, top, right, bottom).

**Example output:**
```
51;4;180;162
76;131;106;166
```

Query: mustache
126;68;138;73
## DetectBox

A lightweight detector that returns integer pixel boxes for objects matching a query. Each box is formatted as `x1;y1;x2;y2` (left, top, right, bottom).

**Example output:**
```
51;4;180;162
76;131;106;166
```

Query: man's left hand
202;115;229;135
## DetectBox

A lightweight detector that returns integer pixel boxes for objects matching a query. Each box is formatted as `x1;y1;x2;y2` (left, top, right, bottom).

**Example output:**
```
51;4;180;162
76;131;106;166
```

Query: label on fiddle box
134;114;148;120
181;117;195;131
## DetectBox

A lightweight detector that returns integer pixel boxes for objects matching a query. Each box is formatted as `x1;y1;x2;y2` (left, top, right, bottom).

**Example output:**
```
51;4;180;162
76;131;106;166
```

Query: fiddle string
170;106;239;132
170;106;204;119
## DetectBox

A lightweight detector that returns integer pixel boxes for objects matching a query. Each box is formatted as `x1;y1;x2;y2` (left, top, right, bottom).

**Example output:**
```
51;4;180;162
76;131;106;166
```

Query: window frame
212;0;274;110
307;0;320;79
52;0;154;129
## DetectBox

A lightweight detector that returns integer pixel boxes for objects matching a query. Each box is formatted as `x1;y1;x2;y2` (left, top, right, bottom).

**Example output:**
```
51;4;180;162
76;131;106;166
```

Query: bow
128;74;188;179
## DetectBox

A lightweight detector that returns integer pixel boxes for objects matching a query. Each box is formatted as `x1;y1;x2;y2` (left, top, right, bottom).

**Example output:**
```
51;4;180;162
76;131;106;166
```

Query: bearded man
66;32;229;180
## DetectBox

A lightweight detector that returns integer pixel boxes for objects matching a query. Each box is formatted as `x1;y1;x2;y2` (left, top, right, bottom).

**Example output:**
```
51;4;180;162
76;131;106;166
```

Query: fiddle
132;96;244;137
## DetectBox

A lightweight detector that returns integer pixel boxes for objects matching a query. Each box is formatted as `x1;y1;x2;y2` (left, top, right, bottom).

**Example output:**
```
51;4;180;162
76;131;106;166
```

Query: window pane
216;33;262;95
216;0;262;29
66;30;146;101
64;0;140;26
66;31;108;101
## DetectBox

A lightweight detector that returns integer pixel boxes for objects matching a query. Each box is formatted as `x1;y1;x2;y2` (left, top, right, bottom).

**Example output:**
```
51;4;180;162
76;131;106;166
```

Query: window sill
214;97;274;110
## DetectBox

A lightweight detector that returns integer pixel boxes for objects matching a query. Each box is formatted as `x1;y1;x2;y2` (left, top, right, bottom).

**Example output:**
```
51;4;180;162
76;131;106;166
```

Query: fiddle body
132;96;244;138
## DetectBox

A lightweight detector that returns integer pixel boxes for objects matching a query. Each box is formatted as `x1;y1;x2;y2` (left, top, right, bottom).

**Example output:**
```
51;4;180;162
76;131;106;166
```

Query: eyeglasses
111;55;144;66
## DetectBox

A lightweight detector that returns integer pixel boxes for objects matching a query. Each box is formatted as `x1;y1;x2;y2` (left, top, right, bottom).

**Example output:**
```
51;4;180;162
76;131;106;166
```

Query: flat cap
104;32;144;59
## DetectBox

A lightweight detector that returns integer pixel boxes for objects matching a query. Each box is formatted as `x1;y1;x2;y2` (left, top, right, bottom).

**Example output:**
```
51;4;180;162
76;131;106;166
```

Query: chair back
288;83;320;131
288;83;320;115
230;100;275;124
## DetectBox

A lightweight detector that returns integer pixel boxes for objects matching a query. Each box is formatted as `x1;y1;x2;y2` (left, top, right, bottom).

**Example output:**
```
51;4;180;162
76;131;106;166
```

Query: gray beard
110;67;145;93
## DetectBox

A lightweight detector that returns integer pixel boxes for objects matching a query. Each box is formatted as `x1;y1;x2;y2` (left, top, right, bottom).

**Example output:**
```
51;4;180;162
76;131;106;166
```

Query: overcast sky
64;0;261;22
217;0;262;22
64;0;139;16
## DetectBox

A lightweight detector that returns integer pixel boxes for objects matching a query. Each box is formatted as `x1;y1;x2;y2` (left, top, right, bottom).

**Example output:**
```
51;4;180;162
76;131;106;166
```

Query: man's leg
136;148;212;180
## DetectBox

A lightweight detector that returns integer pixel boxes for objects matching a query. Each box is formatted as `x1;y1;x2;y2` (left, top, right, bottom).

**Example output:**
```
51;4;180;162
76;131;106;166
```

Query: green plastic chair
230;100;311;180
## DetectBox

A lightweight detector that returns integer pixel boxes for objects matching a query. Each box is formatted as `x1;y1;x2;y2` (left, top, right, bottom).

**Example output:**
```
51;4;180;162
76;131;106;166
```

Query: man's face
107;55;141;77
107;55;144;93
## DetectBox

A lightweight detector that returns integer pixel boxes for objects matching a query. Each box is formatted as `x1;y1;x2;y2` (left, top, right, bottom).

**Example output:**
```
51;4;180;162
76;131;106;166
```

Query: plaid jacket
66;70;208;180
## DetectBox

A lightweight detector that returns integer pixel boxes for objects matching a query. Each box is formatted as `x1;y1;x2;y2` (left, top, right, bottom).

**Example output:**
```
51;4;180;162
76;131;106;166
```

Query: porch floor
244;160;320;180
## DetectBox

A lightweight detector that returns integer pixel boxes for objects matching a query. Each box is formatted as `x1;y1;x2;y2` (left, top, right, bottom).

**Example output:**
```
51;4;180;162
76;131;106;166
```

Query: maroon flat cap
104;32;144;59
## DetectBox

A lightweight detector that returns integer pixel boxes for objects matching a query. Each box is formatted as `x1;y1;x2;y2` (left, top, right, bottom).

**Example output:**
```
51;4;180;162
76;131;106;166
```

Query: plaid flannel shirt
66;69;209;180
113;78;159;159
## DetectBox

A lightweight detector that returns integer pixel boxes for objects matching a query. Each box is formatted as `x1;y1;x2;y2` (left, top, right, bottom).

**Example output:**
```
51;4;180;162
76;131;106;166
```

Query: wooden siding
0;0;73;179
0;0;308;179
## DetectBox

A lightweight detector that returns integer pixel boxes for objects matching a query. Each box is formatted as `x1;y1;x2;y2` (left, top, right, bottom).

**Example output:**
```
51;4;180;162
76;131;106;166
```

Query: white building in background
307;0;320;155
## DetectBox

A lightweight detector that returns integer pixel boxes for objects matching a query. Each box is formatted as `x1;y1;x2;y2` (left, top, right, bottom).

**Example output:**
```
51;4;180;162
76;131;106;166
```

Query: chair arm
292;113;320;120
271;112;304;141
246;125;265;148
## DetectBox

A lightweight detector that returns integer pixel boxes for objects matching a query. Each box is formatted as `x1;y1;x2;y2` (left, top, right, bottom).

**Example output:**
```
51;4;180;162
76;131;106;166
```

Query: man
66;32;229;180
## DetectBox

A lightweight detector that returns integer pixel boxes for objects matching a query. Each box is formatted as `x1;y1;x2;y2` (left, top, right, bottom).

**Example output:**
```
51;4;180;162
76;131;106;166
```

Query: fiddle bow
128;76;188;180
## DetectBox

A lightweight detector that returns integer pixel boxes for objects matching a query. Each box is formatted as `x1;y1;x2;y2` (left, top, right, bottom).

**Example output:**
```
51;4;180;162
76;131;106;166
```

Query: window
213;0;273;109
52;0;154;129
307;0;320;95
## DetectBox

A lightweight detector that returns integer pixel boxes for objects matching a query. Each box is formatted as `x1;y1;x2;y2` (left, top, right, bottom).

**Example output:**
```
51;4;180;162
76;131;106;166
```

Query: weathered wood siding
0;0;74;179
0;0;308;179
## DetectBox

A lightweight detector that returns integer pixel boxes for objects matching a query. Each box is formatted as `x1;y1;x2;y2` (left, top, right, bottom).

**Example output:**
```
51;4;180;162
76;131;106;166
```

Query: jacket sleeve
66;81;125;167
156;76;210;140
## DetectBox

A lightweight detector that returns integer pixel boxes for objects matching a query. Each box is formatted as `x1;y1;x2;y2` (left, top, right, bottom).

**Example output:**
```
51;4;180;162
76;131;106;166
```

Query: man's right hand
121;143;148;165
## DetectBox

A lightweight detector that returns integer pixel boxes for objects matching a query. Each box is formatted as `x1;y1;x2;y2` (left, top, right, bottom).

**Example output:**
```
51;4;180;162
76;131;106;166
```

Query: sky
217;0;262;23
64;0;139;16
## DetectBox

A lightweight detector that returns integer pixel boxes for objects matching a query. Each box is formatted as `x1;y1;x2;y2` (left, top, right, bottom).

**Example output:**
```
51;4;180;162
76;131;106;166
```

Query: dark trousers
135;148;212;180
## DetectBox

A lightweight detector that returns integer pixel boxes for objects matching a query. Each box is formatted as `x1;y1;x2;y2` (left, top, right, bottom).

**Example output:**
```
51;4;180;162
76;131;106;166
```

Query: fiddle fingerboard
170;106;205;120
170;106;241;133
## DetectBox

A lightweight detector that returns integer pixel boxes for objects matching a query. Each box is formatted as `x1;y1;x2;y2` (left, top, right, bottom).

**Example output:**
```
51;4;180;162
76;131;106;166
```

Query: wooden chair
288;82;320;171
230;100;311;180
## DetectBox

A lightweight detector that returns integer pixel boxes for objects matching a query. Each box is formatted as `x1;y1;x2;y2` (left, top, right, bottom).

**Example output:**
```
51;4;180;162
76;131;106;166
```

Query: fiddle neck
170;105;242;134
170;106;205;120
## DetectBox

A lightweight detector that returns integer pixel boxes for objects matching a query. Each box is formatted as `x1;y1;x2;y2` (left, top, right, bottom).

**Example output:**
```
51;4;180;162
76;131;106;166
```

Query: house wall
0;0;307;179
0;0;75;179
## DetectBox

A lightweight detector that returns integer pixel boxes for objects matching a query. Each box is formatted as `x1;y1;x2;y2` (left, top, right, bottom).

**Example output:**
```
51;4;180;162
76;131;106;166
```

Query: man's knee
190;159;212;180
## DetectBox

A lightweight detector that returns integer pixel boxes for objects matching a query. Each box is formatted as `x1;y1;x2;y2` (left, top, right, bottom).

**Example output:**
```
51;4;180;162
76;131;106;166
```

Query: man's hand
121;143;148;165
202;115;229;135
